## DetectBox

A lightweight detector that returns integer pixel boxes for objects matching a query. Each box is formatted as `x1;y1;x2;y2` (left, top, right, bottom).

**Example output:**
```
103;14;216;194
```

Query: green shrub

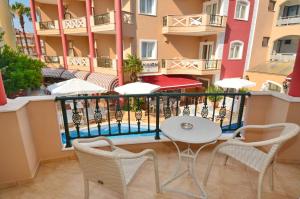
0;45;44;96
205;85;224;103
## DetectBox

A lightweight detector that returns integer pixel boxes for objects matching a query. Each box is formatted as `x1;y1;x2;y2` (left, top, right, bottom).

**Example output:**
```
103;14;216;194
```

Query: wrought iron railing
94;13;111;25
96;57;112;68
56;92;250;148
44;56;60;64
39;21;56;30
94;11;134;26
277;15;300;26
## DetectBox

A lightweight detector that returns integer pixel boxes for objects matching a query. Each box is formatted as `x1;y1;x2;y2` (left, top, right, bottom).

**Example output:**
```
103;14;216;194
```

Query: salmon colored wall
93;0;115;14
94;34;116;58
221;0;255;78
67;35;89;57
37;3;59;22
245;93;300;163
42;36;63;56
248;0;275;68
245;71;287;91
64;1;86;18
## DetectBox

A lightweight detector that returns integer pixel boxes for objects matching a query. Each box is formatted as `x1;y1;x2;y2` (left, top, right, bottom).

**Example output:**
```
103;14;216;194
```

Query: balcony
42;55;63;68
277;16;300;26
91;11;135;36
93;57;117;74
67;56;90;71
0;92;300;198
36;20;60;36
270;53;296;62
62;17;87;35
162;14;227;36
161;59;221;75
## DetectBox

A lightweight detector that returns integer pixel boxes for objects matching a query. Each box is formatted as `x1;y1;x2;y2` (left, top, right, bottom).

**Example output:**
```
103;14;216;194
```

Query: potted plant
124;54;143;82
205;85;224;107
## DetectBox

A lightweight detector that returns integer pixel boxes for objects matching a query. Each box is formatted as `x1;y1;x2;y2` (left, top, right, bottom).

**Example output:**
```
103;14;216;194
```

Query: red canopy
142;75;202;91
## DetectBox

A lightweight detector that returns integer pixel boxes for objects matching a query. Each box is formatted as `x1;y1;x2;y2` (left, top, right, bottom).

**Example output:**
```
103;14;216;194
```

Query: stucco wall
66;35;89;57
37;3;59;22
42;36;63;56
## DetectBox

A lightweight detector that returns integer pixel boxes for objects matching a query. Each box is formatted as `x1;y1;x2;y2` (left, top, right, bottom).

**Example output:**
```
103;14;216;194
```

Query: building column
289;41;300;97
86;0;95;73
115;0;124;86
57;0;68;69
0;72;7;105
29;0;42;59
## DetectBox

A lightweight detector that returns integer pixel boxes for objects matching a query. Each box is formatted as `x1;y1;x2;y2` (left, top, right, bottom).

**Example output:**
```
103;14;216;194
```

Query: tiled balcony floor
0;142;299;199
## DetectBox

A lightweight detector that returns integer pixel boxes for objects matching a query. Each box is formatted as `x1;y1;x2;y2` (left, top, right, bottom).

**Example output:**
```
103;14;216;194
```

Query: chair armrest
221;137;285;148
231;123;288;139
118;149;157;160
73;136;116;150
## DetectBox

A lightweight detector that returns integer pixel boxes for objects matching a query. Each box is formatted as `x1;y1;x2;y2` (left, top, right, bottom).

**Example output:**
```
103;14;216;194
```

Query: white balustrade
277;16;300;26
166;14;225;27
67;57;90;67
142;60;159;73
63;17;87;29
164;59;220;71
270;53;296;62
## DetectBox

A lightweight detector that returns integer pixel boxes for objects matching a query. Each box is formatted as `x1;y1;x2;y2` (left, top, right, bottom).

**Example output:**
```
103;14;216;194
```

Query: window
139;0;157;16
235;0;250;20
262;37;270;47
140;40;157;59
284;39;291;45
268;0;276;11
229;41;243;59
283;5;300;18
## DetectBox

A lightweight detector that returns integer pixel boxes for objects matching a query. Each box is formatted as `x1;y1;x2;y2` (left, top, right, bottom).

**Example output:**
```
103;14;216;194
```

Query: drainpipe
29;0;42;59
115;0;124;86
57;0;68;69
0;72;7;105
288;41;300;97
86;0;95;73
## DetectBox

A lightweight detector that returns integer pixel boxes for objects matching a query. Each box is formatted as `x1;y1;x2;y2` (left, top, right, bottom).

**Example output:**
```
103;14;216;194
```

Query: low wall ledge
250;91;300;103
0;95;56;113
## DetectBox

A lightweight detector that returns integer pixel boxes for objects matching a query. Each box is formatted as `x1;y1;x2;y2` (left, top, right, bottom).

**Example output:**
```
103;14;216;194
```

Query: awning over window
60;70;76;79
42;68;65;78
142;75;202;91
74;71;90;80
87;73;119;91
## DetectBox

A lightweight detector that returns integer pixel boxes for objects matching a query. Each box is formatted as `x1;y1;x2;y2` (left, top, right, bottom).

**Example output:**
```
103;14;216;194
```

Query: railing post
60;100;72;148
237;95;246;128
155;93;160;140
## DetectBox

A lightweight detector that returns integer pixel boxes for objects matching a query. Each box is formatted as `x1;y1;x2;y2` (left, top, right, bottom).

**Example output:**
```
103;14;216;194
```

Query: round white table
160;116;222;199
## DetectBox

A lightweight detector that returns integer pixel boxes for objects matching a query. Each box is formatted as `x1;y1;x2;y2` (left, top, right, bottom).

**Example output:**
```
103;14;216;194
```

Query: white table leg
161;134;217;199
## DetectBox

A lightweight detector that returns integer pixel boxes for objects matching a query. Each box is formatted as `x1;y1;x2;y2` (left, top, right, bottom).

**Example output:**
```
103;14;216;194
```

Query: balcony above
277;16;300;26
161;59;221;75
42;55;64;68
162;14;227;36
93;57;117;75
36;21;60;36
63;17;87;35
91;11;135;37
67;56;90;71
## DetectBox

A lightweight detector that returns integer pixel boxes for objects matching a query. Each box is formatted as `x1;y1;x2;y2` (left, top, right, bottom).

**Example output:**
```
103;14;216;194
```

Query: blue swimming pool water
61;124;156;144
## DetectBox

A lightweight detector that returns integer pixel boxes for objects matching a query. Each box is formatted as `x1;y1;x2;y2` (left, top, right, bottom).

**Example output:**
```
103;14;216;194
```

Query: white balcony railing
162;59;221;71
163;14;226;28
277;16;300;26
63;17;87;29
67;56;90;67
270;53;296;62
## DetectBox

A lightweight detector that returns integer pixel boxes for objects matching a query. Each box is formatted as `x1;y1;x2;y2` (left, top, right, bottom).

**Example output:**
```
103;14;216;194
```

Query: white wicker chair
73;137;160;199
203;123;300;199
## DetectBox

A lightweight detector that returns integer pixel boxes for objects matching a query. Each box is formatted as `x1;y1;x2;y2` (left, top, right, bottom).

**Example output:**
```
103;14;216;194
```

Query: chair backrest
73;140;127;196
266;123;300;158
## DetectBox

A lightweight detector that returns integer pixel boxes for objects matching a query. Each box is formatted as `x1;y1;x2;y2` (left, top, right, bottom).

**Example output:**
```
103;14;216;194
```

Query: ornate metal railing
56;92;250;147
63;17;87;29
96;57;112;68
39;21;57;30
162;59;221;71
44;56;60;64
163;14;226;27
94;11;134;26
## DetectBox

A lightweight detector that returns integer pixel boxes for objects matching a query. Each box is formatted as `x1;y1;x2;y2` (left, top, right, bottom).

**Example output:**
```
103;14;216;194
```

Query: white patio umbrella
114;82;160;95
47;78;107;96
215;78;256;90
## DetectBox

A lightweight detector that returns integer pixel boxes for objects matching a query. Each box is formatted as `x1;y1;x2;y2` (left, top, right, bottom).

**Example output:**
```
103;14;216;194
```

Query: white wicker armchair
73;137;160;199
203;123;300;199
